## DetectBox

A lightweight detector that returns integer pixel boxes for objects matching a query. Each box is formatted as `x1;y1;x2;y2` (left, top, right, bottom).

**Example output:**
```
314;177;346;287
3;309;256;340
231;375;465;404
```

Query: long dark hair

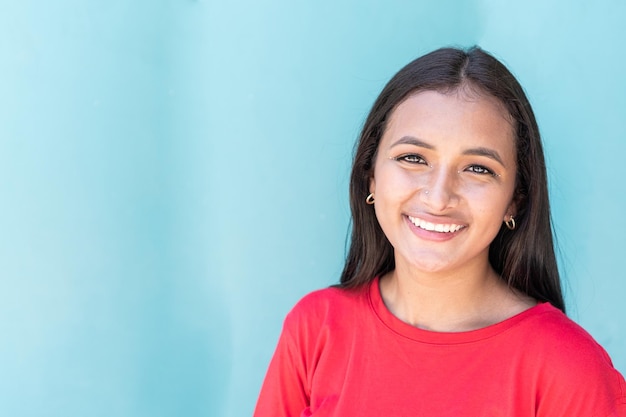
339;46;565;313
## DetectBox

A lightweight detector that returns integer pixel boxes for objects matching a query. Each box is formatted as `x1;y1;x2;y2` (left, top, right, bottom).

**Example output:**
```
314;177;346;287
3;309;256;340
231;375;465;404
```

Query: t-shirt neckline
368;276;554;344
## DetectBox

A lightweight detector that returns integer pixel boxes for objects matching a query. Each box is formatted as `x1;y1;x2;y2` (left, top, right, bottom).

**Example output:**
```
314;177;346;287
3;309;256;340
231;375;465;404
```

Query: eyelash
466;165;497;177
393;154;498;177
394;154;428;165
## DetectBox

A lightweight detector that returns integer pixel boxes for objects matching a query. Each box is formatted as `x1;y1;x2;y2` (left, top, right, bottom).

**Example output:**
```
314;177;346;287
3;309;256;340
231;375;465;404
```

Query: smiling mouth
407;216;465;233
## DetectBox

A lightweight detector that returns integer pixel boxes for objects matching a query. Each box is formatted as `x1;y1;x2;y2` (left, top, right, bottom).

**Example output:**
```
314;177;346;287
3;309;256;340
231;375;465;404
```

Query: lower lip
404;215;465;242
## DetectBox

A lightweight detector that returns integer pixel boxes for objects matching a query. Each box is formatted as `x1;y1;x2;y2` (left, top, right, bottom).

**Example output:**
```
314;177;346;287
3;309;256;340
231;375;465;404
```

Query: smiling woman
370;91;519;288
253;47;626;416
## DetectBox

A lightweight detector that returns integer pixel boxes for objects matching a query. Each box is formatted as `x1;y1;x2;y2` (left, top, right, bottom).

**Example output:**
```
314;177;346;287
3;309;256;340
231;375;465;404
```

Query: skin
369;88;536;332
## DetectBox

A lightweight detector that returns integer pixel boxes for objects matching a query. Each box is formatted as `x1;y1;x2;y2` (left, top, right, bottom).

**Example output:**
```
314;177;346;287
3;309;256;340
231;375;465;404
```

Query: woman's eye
395;154;427;164
466;165;496;176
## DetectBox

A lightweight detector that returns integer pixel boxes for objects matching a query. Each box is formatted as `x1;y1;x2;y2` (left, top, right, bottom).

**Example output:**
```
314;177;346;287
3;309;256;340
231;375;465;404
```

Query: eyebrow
462;147;505;167
390;136;434;150
390;135;506;167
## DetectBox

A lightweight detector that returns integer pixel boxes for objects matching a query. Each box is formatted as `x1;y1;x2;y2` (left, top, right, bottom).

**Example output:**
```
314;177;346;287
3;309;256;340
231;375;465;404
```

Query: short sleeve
533;324;626;417
253;313;310;417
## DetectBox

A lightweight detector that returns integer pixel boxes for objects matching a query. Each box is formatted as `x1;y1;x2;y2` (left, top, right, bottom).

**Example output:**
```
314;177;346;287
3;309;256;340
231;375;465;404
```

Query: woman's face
369;89;517;275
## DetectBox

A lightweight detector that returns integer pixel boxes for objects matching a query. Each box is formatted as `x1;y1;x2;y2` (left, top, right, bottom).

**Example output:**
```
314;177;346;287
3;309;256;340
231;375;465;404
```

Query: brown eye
394;154;427;164
466;165;496;176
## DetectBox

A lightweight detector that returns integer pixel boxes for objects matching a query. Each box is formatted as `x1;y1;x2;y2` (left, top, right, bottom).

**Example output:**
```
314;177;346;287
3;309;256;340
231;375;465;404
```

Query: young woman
254;46;626;416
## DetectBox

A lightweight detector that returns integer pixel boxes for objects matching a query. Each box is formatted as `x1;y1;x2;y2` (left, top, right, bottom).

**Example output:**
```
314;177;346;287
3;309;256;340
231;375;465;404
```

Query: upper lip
406;215;466;233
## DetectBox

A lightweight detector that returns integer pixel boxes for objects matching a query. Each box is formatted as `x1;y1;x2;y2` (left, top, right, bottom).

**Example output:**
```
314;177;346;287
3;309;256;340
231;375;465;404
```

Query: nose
419;167;459;212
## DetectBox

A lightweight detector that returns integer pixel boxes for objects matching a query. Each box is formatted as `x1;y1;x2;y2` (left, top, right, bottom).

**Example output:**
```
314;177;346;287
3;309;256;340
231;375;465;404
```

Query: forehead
382;90;516;151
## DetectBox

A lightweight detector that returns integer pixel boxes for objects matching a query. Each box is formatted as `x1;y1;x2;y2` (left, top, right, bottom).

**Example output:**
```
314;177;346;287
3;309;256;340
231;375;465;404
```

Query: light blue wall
1;1;624;416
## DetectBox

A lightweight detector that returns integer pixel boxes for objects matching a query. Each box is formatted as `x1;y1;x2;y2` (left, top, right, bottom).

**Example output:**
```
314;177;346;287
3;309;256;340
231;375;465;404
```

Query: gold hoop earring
366;193;375;205
505;215;516;230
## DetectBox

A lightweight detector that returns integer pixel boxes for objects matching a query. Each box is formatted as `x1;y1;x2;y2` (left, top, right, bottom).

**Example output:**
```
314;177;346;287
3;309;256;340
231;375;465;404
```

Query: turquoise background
1;1;624;416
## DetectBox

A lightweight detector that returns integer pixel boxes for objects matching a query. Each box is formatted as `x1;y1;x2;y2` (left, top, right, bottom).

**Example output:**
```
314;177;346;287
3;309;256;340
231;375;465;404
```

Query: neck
379;258;532;332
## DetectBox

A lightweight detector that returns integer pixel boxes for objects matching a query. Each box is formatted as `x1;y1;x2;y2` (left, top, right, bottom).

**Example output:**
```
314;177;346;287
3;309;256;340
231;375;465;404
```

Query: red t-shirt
254;278;626;416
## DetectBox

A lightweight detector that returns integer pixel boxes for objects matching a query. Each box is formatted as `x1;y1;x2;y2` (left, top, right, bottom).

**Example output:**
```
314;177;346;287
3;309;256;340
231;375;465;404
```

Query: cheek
373;163;420;195
467;187;513;221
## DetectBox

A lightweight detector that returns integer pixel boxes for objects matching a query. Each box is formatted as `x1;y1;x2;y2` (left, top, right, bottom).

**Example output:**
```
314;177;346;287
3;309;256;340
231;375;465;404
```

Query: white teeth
408;216;464;233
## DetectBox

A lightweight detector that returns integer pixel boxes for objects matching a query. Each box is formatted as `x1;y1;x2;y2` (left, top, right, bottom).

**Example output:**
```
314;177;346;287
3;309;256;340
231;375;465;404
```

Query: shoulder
274;284;372;369
284;284;370;330
518;304;626;413
522;304;616;367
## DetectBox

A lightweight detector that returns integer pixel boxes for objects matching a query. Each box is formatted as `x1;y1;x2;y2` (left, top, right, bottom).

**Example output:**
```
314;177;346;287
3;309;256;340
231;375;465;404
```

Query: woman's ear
504;199;517;222
369;176;376;195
